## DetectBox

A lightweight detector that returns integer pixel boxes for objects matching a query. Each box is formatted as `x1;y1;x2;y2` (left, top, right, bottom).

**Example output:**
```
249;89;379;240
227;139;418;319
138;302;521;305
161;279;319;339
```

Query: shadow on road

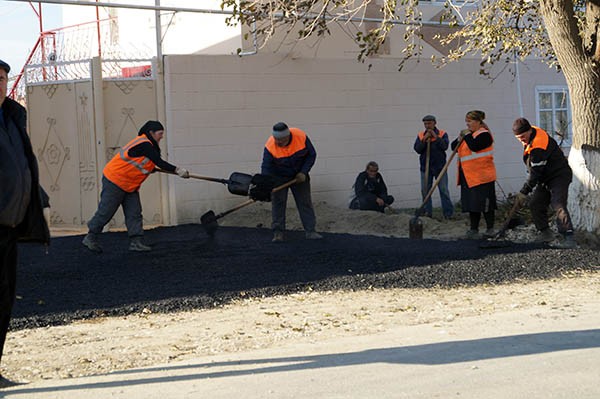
6;328;599;396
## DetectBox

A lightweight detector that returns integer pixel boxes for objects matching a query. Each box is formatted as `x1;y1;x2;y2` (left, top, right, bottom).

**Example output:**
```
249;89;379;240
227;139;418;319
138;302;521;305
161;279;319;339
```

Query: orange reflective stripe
103;136;157;192
119;137;153;175
265;128;308;158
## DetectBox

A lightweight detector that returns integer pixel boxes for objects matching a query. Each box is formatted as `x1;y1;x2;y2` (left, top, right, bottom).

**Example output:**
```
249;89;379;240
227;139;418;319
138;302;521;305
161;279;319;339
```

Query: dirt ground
2;202;599;384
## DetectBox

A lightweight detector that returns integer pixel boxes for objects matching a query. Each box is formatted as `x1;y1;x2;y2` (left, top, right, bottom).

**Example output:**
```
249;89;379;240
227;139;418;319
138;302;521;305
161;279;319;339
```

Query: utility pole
155;0;162;60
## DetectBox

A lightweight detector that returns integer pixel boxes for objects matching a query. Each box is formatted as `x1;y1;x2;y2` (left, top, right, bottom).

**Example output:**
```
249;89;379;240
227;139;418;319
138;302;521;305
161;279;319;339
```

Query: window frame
535;85;572;147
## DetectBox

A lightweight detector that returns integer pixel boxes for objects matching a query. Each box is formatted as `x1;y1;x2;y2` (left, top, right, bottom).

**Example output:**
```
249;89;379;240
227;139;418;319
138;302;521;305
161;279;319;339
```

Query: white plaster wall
164;54;567;225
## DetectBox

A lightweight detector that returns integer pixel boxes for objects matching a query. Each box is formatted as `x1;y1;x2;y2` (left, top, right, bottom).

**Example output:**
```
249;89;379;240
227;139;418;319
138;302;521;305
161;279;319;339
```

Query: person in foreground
82;120;189;253
0;59;50;388
349;161;394;213
451;110;497;239
261;122;322;242
512;118;576;249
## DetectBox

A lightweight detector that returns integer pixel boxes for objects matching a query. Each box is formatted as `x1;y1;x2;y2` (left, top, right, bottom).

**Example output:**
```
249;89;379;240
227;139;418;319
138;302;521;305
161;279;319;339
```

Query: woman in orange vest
82;120;189;253
451;110;497;239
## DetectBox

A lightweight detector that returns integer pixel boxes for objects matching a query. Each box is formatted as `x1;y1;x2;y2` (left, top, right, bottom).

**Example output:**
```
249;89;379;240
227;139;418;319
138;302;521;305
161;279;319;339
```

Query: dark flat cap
422;115;436;122
0;59;10;74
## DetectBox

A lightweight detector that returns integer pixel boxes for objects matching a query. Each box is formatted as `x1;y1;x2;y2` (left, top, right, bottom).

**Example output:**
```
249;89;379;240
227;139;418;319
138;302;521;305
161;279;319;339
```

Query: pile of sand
219;201;470;240
219;200;587;245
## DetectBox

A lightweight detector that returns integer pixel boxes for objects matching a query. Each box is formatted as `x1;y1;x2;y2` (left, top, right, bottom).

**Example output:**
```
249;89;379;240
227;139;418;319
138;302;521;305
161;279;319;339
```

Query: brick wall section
164;54;567;224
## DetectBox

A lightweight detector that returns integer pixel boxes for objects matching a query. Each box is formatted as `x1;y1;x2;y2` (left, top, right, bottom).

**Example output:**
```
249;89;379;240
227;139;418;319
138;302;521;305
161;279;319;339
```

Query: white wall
164;54;567;224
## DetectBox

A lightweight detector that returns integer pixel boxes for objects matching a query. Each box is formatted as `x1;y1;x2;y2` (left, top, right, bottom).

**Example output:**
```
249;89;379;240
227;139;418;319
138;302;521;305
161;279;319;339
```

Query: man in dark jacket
512;117;576;249
349;161;394;213
413;115;454;219
261;122;322;242
0;59;50;388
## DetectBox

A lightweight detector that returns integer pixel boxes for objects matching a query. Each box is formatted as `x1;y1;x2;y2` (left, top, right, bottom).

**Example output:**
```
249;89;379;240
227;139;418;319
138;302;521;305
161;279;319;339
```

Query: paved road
3;297;599;399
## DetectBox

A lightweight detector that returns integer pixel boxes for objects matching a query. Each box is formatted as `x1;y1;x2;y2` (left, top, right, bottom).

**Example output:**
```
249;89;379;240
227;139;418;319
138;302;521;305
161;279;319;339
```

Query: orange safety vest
523;126;550;157
418;129;446;142
103;136;156;192
457;128;496;188
265;128;308;158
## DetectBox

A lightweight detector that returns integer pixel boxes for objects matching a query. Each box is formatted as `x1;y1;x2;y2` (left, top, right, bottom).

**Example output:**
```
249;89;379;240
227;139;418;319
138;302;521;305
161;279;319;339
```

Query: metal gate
26;57;165;230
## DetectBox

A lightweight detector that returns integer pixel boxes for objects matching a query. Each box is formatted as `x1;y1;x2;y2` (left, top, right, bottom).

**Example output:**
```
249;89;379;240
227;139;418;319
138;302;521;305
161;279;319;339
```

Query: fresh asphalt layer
12;224;600;330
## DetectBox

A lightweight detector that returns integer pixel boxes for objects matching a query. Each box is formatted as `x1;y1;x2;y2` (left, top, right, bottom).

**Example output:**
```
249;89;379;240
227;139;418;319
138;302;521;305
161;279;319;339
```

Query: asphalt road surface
12;225;600;330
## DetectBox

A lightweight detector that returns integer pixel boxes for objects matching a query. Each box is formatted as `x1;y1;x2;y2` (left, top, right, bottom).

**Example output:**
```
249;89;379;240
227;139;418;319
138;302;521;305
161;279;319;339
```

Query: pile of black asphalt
12;225;599;331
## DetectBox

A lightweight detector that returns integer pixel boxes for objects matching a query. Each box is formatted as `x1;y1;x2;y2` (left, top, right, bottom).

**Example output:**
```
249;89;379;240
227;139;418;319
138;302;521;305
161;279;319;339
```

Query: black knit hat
0;59;10;74
422;115;436;122
138;120;164;136
512;117;532;135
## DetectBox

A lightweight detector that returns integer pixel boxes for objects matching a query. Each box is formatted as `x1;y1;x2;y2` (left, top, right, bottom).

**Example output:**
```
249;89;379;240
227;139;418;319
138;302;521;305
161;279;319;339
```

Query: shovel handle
424;140;431;191
215;198;256;219
156;169;229;185
214;177;300;220
272;177;300;193
416;136;463;215
494;197;523;239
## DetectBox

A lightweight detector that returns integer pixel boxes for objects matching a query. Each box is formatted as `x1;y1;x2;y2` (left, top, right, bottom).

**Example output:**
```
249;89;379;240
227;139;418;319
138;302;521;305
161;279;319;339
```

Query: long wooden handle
416;137;463;214
156;169;229;184
495;198;523;238
215;177;300;220
424;140;431;191
215;199;256;218
272;177;300;193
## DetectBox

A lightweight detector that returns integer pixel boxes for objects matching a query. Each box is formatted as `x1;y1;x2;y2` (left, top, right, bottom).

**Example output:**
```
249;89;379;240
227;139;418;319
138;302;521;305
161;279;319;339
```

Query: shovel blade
409;215;423;239
227;172;253;196
200;210;219;237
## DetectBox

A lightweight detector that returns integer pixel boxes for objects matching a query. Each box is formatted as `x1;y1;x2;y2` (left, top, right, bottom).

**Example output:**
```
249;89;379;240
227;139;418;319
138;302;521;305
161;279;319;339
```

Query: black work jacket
520;128;571;195
1;97;50;244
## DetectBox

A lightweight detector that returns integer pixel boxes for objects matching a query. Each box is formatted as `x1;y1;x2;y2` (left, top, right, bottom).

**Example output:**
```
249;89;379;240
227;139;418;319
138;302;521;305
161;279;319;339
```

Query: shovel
200;177;300;237
423;139;431;214
479;197;523;249
158;169;253;196
409;135;463;239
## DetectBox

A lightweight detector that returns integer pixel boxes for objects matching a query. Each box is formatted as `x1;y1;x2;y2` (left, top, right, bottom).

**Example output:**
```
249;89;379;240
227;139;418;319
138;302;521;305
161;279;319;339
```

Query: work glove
176;167;190;178
249;174;275;202
295;172;307;183
459;129;470;139
514;192;528;207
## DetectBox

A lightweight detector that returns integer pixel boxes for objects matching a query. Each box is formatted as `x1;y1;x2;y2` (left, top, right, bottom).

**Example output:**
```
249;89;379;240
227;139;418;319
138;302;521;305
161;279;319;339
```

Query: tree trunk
540;0;600;233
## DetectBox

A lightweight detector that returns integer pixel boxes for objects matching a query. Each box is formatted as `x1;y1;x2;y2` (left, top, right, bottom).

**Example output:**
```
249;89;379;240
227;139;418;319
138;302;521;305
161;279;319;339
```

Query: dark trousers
470;211;495;231
350;194;394;213
529;174;574;234
271;180;316;233
87;176;144;238
0;226;18;366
